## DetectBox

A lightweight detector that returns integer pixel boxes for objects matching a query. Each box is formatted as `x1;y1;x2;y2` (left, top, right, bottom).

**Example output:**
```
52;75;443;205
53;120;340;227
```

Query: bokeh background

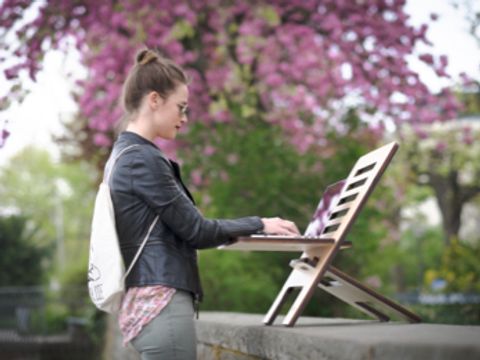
0;0;479;358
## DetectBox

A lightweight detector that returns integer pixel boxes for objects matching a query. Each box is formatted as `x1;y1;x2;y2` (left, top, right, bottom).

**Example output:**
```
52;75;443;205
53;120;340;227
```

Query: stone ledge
195;312;480;360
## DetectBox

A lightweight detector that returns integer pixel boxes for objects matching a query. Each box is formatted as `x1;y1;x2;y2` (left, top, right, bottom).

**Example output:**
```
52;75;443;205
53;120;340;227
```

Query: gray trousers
131;290;197;360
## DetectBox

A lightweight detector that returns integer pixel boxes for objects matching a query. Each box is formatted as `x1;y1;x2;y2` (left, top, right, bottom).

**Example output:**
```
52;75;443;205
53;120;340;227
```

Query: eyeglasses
177;103;189;117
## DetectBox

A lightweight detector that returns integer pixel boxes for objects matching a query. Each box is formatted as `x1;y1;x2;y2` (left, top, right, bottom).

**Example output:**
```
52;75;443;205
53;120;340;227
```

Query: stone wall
105;311;480;360
196;312;480;360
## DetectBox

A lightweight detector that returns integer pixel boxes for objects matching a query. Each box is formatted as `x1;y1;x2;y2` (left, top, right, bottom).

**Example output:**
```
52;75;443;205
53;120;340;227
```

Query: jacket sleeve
131;147;263;249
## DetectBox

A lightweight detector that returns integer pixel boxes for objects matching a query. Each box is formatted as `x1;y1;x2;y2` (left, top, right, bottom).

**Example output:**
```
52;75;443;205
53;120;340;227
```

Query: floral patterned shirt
118;285;176;346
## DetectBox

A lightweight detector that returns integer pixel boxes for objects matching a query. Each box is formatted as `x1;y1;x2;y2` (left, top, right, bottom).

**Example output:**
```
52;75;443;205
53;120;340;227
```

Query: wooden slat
329;202;351;213
322;266;422;323
322;216;344;228
220;237;352;252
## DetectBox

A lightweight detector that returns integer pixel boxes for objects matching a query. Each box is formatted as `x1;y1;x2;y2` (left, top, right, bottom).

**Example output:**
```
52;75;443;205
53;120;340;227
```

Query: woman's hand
261;217;300;236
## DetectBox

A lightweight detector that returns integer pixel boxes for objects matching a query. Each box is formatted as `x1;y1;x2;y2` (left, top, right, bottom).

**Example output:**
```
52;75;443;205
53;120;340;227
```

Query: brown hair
121;49;188;114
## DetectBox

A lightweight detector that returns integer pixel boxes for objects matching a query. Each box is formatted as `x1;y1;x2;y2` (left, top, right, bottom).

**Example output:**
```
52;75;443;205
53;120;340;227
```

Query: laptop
219;179;348;251
303;179;346;237
229;179;346;244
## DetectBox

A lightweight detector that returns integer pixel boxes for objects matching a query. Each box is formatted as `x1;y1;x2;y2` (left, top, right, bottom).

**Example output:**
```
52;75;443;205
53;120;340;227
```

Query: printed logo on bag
88;264;101;282
92;284;104;302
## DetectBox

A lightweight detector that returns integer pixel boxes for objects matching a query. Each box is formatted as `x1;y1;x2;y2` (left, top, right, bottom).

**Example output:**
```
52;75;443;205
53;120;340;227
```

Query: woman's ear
147;91;160;109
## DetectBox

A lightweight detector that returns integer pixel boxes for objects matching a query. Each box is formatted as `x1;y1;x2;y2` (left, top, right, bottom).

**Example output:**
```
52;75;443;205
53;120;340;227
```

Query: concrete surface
195;312;480;360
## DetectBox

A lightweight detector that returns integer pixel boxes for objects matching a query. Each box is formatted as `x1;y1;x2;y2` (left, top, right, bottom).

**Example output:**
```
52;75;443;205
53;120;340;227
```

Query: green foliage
384;226;445;293
199;250;285;312
0;215;51;286
0;148;59;248
391;116;480;324
455;88;480;115
0;146;97;274
184;120;323;225
41;301;70;333
404;123;480;180
56;253;90;316
424;238;480;293
0;146;104;346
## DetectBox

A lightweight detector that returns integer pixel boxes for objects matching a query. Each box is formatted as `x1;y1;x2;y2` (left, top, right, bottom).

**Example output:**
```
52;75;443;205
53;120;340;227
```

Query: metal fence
397;292;480;305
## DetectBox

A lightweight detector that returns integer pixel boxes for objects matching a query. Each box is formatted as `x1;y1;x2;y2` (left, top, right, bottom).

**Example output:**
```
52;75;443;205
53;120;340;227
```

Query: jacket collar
118;131;159;149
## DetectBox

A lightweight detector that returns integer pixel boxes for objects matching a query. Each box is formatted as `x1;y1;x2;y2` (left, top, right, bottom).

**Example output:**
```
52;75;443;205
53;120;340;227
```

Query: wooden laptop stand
221;142;421;326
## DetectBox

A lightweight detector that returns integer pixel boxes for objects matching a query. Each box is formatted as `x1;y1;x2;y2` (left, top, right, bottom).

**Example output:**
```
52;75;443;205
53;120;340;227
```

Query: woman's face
152;84;189;140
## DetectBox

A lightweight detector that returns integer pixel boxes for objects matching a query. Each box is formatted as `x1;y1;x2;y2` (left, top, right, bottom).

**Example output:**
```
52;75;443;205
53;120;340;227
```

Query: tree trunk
429;171;463;246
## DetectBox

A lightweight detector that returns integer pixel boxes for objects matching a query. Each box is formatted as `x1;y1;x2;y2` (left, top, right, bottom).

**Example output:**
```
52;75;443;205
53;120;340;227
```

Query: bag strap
104;144;140;183
123;214;159;281
104;143;160;281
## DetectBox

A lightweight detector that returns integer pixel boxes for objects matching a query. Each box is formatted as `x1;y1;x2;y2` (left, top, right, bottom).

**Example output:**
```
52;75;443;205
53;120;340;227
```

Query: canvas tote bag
88;144;159;313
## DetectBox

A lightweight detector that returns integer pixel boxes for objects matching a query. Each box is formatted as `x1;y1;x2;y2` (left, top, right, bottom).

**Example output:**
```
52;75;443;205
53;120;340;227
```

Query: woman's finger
282;220;300;235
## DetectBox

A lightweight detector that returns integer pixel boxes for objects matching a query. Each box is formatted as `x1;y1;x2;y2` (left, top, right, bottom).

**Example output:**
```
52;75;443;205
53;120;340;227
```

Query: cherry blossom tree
400;120;480;245
0;0;461;159
396;1;480;246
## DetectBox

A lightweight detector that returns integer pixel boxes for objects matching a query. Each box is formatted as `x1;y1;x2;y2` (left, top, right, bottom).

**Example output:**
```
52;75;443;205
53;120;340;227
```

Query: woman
108;48;300;359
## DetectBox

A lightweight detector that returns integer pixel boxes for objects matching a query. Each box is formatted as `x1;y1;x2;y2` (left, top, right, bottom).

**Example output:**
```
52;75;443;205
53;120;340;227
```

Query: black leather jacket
108;132;263;301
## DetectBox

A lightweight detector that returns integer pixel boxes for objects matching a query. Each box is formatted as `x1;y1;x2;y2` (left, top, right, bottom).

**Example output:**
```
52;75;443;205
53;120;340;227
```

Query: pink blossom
226;154;238;165
0;0;460;155
219;171;229;182
203;146;216;156
191;169;202;186
462;127;473;145
0;127;10;148
435;141;447;153
459;72;476;87
4;64;23;80
439;55;448;68
418;53;434;65
413;126;429;140
93;132;112;147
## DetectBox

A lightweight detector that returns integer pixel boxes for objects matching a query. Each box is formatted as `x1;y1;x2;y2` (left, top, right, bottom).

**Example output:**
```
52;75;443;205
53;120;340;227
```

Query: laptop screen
304;180;346;237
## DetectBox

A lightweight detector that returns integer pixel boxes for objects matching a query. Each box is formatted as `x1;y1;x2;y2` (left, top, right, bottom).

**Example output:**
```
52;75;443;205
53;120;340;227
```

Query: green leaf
170;20;195;40
257;5;280;27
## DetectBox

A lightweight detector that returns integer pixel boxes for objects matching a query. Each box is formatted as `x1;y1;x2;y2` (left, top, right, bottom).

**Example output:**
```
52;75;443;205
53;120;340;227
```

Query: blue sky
0;0;479;166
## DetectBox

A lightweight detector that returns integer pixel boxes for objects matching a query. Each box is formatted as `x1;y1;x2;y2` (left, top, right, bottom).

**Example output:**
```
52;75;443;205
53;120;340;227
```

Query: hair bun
136;49;158;66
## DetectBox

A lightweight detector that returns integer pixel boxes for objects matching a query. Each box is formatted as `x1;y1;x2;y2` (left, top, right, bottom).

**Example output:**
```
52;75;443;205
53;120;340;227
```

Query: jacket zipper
194;294;200;319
